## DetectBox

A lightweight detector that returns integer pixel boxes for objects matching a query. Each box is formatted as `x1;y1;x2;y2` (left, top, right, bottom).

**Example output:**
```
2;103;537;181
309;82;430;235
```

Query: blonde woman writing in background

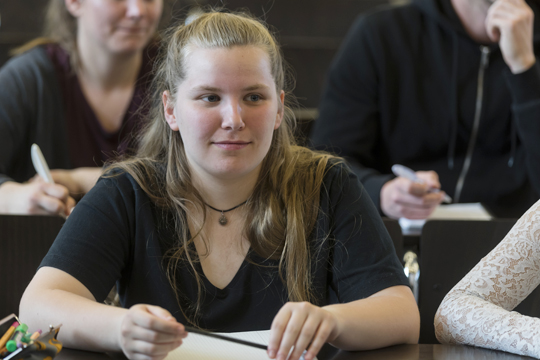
20;10;419;360
0;0;163;216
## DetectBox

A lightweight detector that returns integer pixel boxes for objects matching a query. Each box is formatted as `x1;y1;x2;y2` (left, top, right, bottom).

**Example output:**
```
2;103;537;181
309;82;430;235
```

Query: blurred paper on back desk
399;202;493;235
166;330;314;360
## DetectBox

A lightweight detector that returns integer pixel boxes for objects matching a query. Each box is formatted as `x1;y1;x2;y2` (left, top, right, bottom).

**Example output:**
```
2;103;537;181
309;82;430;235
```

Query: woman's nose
126;0;146;19
221;102;245;130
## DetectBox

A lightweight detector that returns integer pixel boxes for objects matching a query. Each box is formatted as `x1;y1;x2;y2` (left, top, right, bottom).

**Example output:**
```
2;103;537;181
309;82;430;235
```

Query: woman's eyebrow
242;84;270;91
192;85;220;92
192;84;270;92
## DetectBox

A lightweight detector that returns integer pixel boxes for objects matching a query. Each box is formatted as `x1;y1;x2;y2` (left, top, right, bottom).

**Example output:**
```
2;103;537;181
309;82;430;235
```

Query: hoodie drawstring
509;121;516;167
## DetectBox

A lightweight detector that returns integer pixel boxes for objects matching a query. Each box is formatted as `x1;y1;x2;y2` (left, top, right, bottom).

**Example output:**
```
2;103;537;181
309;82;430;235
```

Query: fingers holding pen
0;181;74;216
381;176;445;219
268;302;338;360
415;170;441;190
120;304;187;360
37;183;75;216
296;314;335;360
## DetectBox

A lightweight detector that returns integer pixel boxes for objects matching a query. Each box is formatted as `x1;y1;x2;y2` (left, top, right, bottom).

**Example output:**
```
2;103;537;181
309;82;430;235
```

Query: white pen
31;144;69;218
391;164;452;203
31;143;54;183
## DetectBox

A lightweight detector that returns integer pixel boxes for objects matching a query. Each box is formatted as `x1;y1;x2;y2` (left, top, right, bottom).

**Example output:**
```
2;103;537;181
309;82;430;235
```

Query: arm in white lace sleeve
434;200;540;358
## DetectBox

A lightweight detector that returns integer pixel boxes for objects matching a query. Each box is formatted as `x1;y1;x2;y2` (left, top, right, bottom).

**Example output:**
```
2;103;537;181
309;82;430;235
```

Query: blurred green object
5;324;62;360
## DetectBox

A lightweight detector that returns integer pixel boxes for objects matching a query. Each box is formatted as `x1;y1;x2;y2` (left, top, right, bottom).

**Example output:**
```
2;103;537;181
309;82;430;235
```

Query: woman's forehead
182;46;274;85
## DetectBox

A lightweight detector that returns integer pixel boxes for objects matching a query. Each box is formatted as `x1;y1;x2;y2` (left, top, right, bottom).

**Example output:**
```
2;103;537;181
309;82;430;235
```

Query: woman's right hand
0;181;75;216
119;304;187;360
380;170;444;219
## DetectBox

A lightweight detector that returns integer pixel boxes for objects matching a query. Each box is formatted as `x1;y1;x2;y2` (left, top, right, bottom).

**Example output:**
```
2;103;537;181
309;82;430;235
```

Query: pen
5;324;27;353
184;326;268;350
391;164;452;203
29;330;42;341
31;144;69;219
31;144;54;184
0;322;18;350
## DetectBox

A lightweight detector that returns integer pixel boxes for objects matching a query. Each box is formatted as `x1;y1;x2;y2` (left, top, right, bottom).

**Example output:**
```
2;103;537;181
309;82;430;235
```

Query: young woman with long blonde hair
20;10;419;360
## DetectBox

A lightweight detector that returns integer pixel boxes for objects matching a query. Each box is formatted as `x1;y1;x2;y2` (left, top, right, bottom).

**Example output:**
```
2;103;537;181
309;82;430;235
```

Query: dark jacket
0;46;69;187
0;45;154;187
311;0;540;218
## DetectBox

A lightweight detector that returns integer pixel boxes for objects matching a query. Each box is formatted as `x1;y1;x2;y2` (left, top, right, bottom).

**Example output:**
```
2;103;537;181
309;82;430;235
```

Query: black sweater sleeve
505;62;540;198
0;47;69;186
0;51;41;185
310;15;393;212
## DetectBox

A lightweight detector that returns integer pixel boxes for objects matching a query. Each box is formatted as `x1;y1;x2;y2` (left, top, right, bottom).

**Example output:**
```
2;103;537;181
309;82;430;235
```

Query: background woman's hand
267;302;339;360
119;304;187;360
380;170;445;219
0;181;75;216
49;167;102;196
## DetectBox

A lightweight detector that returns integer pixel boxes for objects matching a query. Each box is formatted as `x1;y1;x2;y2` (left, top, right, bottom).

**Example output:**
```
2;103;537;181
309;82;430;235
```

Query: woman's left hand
267;302;340;360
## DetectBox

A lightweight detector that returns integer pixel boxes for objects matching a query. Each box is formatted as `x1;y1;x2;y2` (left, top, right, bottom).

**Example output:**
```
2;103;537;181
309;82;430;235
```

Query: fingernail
268;349;275;358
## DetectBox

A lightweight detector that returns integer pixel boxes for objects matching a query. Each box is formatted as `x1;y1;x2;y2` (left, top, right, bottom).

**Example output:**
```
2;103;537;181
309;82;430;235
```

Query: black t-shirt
41;164;408;331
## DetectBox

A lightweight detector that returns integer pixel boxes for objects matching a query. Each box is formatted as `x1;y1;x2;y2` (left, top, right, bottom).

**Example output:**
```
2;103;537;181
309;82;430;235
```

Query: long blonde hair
109;9;339;327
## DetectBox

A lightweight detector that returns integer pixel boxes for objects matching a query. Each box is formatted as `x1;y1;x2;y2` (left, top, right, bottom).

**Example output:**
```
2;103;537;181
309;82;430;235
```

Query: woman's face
163;45;284;183
68;0;163;54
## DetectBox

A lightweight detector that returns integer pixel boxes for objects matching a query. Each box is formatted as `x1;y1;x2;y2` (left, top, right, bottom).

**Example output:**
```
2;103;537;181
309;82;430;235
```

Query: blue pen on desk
391;164;452;203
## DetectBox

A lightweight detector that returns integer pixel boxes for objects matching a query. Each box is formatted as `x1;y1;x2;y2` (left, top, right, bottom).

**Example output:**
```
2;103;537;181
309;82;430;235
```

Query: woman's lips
213;141;251;150
117;27;147;35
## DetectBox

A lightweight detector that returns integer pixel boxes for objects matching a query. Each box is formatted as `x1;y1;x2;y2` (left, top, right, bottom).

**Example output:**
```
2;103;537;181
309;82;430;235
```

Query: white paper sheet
399;202;493;235
166;330;314;360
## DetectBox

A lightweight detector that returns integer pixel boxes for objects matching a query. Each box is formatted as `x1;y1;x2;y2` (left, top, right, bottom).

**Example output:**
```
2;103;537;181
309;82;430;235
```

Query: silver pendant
219;212;228;226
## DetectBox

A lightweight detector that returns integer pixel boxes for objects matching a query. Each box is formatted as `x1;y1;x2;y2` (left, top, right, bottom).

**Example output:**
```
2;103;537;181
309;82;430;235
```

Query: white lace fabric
435;199;540;358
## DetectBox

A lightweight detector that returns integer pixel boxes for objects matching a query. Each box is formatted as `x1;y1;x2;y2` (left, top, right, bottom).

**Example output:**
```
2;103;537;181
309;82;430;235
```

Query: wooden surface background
0;0;400;109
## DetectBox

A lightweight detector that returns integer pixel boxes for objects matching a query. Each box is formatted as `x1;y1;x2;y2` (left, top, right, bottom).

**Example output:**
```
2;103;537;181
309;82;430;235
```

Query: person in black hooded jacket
311;0;540;219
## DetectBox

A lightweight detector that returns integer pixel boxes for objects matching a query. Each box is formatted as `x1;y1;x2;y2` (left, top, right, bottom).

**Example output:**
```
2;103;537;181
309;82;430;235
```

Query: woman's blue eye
204;95;220;102
247;94;261;102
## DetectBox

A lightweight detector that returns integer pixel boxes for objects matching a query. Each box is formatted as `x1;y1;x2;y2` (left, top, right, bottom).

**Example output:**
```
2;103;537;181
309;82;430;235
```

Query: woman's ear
274;90;285;130
65;0;83;17
163;91;179;131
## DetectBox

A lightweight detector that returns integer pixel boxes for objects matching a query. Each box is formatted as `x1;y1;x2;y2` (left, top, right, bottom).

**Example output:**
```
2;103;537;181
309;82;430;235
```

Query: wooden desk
0;215;65;314
56;344;534;360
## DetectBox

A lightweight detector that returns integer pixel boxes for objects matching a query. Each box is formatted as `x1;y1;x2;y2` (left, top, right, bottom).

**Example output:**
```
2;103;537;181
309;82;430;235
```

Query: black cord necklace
204;200;248;226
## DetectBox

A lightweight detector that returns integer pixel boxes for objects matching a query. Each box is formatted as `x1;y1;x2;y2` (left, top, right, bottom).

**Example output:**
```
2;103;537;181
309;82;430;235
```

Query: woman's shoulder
320;159;359;189
100;165;146;189
82;168;156;217
0;44;60;92
1;45;54;75
288;147;357;188
99;162;166;198
94;168;138;196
